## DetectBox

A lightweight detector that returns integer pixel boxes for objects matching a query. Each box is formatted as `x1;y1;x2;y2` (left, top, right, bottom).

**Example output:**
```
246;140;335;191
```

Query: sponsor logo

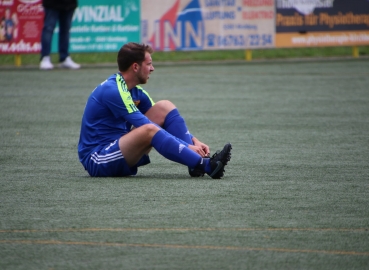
73;5;134;23
105;140;117;151
19;0;40;4
276;0;335;15
0;0;14;6
179;143;186;153
147;0;204;50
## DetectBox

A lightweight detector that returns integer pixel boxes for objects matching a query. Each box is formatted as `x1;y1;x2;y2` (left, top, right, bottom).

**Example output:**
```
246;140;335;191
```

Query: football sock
163;108;193;145
163;108;197;171
194;158;211;174
151;129;208;170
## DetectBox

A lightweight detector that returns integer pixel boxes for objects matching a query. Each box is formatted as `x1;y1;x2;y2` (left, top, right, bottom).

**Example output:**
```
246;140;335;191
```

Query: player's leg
145;100;192;144
88;123;231;178
119;123;210;172
145;100;174;125
118;124;156;167
146;100;202;176
86;125;157;177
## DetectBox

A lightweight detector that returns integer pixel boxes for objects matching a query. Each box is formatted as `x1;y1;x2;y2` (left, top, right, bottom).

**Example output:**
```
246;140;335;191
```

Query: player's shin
163;108;193;145
151;129;207;170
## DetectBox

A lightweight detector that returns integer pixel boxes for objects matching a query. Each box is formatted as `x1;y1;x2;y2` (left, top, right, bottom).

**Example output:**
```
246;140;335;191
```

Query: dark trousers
41;7;75;62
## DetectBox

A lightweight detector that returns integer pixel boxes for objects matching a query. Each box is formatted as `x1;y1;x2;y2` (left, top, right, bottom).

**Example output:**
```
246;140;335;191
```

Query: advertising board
141;0;276;51
275;0;369;47
51;0;140;53
0;0;43;54
2;0;368;55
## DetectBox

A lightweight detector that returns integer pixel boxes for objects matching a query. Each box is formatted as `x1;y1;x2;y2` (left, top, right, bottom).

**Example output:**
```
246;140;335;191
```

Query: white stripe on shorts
91;150;124;164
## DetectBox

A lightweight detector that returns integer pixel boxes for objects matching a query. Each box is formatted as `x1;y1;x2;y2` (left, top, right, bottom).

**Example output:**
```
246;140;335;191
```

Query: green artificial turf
0;59;368;269
1;46;369;66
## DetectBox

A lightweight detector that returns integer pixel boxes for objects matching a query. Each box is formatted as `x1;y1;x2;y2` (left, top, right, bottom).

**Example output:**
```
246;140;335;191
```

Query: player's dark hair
117;42;153;72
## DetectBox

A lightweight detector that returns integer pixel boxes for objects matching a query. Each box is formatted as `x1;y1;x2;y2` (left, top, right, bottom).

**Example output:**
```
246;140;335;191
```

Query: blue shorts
84;139;150;177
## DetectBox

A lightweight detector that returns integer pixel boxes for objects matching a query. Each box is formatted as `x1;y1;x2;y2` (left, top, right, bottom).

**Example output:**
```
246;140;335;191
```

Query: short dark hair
117;42;153;72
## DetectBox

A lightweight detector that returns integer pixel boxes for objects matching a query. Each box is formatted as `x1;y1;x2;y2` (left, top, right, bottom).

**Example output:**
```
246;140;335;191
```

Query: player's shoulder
135;85;145;91
98;74;120;89
134;85;151;95
92;74;120;97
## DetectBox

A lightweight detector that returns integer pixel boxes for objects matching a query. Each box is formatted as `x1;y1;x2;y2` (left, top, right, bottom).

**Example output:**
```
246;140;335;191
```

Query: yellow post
352;46;359;58
245;49;252;61
15;54;21;67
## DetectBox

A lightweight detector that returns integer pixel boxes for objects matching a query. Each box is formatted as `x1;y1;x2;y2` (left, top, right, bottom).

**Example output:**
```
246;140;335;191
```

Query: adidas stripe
91;151;123;164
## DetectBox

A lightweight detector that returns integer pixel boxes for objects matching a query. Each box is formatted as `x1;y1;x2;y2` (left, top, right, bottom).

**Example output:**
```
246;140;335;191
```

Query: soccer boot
189;167;205;177
188;152;210;177
207;143;232;179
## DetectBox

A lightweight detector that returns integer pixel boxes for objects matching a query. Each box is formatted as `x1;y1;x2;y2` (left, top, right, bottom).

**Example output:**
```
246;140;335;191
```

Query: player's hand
192;138;210;157
188;144;208;157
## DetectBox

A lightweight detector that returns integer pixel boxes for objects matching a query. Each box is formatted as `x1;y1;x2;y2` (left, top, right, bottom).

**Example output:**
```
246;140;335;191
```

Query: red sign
0;0;43;54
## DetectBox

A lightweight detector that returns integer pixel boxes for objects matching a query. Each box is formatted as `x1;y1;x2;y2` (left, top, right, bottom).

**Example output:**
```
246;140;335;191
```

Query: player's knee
143;123;160;137
155;100;176;111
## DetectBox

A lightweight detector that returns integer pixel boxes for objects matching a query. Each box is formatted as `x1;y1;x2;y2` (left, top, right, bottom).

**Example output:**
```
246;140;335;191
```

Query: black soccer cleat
188;167;205;177
207;143;232;179
188;153;210;177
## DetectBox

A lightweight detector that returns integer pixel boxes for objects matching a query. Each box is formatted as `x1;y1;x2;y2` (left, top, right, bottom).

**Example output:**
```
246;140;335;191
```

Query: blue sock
163;109;193;145
152;129;205;169
194;158;211;174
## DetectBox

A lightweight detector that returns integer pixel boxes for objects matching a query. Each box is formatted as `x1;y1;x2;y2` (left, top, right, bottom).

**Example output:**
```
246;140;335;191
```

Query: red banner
0;0;43;54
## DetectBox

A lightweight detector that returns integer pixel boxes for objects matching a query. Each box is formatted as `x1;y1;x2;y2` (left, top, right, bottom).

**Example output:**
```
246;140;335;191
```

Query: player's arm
112;75;190;147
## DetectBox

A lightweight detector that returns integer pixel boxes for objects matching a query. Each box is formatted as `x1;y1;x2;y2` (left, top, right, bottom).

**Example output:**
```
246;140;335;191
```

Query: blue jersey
78;73;155;165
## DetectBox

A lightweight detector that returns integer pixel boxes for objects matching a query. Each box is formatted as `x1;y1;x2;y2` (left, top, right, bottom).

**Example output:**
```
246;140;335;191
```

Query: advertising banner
0;0;43;54
275;0;369;47
141;0;275;51
52;0;140;53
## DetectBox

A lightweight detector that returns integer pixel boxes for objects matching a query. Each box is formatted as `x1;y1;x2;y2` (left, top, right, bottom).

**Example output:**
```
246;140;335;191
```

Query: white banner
141;0;275;51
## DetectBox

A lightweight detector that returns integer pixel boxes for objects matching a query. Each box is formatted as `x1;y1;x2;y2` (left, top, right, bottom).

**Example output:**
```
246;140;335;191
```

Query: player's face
137;52;154;84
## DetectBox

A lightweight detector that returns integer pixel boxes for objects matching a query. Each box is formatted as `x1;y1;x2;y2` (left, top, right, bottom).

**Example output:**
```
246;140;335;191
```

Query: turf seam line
0;227;368;233
0;239;368;256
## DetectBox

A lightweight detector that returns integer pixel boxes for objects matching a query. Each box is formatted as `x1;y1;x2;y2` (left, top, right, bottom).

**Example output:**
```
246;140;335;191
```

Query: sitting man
78;42;231;178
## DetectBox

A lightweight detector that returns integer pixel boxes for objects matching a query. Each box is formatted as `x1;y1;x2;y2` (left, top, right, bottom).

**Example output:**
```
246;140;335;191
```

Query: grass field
0;58;368;269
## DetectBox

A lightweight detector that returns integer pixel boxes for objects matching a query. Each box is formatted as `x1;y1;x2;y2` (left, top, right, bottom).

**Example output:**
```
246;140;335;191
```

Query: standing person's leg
58;9;80;69
40;7;59;69
58;9;73;62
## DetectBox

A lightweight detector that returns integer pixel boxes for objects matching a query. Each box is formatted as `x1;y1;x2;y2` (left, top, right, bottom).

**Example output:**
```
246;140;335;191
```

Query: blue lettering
205;0;235;6
204;11;235;20
248;34;259;46
217;35;245;47
223;24;234;30
236;24;257;30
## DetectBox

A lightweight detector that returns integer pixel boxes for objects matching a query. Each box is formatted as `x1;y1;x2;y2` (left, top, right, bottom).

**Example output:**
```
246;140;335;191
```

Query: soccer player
78;42;231;178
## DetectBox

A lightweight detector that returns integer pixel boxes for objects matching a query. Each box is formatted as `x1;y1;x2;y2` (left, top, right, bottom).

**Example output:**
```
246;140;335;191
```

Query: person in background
4;8;14;41
0;18;6;41
40;0;80;70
